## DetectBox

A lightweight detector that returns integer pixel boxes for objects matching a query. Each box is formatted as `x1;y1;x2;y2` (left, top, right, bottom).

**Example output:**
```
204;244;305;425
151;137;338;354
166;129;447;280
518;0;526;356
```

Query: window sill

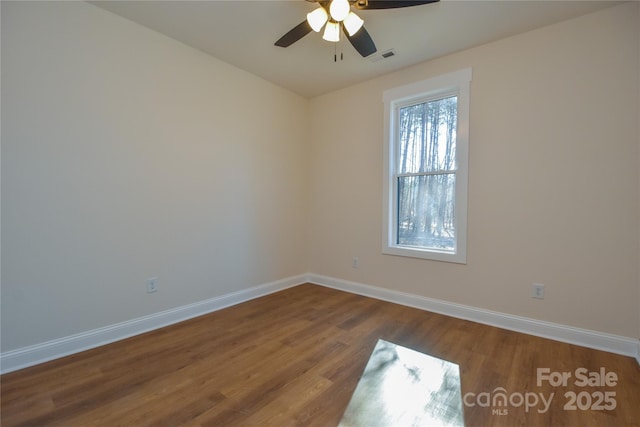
382;245;467;264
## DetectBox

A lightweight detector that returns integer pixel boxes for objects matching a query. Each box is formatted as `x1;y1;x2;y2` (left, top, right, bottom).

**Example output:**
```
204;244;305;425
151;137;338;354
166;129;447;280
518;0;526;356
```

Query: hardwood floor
2;284;639;426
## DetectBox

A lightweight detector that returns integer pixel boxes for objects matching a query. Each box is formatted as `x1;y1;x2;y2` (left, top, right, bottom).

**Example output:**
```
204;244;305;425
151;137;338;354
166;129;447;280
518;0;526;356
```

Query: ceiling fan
275;0;440;58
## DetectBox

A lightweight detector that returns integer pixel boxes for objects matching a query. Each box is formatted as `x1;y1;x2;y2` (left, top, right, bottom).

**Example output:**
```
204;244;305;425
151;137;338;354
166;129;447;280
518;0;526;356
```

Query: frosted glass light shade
307;7;328;32
322;21;340;42
329;0;350;22
343;12;364;36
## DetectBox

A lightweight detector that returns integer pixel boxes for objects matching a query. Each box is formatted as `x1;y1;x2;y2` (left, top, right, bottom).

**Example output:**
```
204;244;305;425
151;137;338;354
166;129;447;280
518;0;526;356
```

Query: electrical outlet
147;277;158;293
352;257;359;269
532;283;544;299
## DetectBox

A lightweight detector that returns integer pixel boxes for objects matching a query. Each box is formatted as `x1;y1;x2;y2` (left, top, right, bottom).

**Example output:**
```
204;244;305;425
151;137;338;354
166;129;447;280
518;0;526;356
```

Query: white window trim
382;68;472;264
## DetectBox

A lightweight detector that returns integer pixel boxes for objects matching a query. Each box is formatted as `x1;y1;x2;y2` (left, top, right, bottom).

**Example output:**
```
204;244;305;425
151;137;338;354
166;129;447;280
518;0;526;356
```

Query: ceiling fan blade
344;25;377;57
275;21;313;47
355;0;439;10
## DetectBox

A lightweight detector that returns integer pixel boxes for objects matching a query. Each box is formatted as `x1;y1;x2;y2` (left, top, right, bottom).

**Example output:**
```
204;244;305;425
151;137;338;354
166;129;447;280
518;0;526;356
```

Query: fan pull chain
333;41;344;63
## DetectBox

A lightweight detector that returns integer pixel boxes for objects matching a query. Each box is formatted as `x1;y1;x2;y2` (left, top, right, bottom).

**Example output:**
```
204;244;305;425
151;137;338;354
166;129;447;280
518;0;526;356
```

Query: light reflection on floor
339;339;464;427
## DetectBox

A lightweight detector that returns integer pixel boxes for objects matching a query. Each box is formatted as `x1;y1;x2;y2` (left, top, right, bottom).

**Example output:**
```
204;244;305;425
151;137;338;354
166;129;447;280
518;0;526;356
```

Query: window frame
382;68;472;264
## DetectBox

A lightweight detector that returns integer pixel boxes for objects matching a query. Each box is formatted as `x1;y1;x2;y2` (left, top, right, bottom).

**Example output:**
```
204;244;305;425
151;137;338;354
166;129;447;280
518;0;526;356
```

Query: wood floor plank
2;283;639;426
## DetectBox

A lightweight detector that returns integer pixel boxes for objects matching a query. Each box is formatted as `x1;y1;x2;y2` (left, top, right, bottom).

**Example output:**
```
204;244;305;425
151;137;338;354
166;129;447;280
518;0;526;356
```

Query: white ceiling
91;0;620;98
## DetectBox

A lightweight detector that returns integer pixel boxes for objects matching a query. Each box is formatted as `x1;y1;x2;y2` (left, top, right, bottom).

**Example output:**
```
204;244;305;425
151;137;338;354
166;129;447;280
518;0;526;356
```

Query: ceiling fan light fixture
329;0;350;22
307;7;328;32
322;21;341;42
343;11;364;36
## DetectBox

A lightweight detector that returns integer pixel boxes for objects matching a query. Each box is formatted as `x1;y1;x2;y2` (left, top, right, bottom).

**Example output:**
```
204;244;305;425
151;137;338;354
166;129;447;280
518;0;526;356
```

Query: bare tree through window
396;96;457;252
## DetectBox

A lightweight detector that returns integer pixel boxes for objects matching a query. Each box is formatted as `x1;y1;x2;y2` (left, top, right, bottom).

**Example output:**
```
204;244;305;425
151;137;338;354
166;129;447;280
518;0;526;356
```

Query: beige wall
637;1;640;344
1;1;309;351
308;2;639;338
1;1;638;355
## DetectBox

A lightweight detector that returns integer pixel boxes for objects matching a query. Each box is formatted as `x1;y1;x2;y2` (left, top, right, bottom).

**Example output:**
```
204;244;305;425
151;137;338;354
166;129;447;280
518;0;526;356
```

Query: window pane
397;174;456;251
398;96;457;174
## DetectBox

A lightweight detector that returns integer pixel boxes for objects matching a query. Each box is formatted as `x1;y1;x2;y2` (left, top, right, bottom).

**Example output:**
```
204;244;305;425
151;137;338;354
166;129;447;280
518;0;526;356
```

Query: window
383;68;471;263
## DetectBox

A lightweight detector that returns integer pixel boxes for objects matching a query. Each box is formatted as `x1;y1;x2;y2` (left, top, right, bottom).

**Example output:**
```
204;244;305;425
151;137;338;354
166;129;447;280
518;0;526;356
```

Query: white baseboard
307;274;640;362
0;275;305;374
3;273;638;373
